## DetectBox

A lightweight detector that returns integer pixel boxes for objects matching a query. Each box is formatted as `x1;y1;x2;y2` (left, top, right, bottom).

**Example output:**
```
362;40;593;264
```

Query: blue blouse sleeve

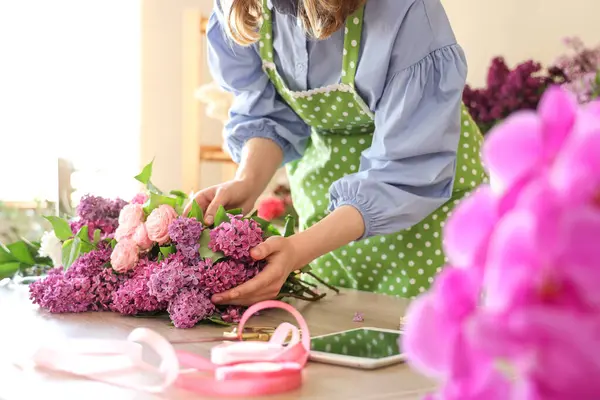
329;45;468;238
206;3;310;164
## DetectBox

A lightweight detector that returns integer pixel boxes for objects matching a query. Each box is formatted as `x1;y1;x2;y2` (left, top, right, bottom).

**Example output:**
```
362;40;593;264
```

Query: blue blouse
207;0;468;238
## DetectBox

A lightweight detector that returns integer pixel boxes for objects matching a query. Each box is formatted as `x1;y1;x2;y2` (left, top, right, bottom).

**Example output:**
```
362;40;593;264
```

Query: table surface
0;284;435;400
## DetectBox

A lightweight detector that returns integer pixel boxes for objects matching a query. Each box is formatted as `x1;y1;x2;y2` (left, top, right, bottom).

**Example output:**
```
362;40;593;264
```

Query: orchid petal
443;186;497;270
538;86;577;159
483;112;543;195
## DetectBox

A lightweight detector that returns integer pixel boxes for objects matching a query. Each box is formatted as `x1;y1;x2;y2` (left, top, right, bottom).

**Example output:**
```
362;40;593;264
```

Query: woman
186;0;486;305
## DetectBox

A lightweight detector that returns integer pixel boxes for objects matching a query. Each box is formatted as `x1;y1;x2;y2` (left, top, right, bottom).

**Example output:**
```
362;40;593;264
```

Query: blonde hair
224;0;366;46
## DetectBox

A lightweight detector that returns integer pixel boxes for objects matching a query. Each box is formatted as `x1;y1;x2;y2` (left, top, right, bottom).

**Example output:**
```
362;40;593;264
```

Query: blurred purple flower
168;289;215;329
209;218;263;260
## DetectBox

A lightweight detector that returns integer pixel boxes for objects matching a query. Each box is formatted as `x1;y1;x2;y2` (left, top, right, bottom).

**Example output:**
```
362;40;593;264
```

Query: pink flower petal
538;86;577;160
443;186;497;270
483;112;543;195
484;209;539;312
551;120;600;205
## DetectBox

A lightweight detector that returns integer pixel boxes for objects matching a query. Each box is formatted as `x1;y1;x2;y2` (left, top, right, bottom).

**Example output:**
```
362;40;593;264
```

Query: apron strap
259;0;275;63
259;1;365;88
341;5;365;87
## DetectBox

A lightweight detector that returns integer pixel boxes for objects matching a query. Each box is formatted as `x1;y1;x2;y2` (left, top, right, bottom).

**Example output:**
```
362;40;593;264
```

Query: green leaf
0;243;16;263
213;206;230;226
283;215;296;238
44;216;73;241
250;215;270;231
93;229;102;245
198;230;225;262
160;245;176;257
207;315;233;327
143;192;179;214
157;253;164;262
227;208;243;216
170;190;188;199
109;239;117;249
187;200;204;223
62;237;82;270
134;159;154;185
76;226;89;241
6;241;36;265
0;262;20;280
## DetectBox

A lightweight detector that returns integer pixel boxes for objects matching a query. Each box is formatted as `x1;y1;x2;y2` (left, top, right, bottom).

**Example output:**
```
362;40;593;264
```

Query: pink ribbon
20;300;310;397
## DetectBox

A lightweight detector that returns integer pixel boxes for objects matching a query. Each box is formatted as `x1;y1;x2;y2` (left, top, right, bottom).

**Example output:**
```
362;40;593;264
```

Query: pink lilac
168;288;216;329
76;195;127;222
221;306;244;323
199;259;260;296
209;218;263;260
30;246;126;313
168;217;203;261
70;219;118;239
131;192;149;205
353;312;364;322
148;254;209;303
111;258;167;315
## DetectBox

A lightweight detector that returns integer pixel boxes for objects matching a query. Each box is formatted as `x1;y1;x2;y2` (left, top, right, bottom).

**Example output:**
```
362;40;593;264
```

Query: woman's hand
211;236;301;306
183;179;260;225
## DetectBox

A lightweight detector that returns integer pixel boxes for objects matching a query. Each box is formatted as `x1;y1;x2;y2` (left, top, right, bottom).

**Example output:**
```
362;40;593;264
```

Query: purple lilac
221;306;244;323
463;57;567;133
148;254;209;302
111;258;167;315
70;219;118;240
168;289;216;329
199;259;260;296
553;38;600;103
168;217;203;262
29;246;121;313
77;195;127;222
209;218;263;260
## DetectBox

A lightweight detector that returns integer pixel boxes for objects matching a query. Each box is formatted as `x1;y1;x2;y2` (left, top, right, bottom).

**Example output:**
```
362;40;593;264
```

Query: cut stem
306;272;340;293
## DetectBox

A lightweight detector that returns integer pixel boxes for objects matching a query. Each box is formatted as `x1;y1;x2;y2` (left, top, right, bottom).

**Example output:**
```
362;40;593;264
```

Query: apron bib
259;2;486;298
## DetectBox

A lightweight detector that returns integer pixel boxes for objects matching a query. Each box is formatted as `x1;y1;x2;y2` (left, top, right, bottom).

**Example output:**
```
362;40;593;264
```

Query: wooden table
0;285;435;400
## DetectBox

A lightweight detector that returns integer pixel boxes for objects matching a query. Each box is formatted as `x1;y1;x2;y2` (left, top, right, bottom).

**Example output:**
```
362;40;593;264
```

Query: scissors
169;326;302;345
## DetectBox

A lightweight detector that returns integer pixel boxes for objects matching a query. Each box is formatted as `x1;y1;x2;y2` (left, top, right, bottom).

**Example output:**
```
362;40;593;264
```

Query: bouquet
463;57;567;134
403;87;600;399
553;37;600;103
257;183;298;225
29;161;336;328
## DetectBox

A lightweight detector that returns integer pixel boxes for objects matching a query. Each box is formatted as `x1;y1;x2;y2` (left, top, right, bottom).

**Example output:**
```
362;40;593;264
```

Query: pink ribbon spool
21;300;311;397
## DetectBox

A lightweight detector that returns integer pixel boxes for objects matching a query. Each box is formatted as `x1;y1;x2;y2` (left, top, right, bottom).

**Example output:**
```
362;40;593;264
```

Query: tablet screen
310;329;402;359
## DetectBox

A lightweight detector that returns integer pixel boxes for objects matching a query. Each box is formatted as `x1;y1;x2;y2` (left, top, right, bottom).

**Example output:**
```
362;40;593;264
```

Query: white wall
141;0;223;194
141;0;599;191
443;0;598;86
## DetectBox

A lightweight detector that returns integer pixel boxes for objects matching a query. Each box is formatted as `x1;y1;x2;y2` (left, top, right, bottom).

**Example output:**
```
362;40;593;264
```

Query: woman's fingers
250;237;284;261
204;188;228;225
183;187;215;216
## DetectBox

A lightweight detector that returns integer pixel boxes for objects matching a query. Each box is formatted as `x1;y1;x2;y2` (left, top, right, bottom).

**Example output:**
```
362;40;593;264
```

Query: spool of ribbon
18;300;311;397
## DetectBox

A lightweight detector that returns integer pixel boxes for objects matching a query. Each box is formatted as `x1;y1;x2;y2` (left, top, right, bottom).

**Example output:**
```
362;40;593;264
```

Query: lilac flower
209;218;263;260
221;306;244;323
77;195;127;222
353;312;365;322
29;270;95;313
168;289;216;329
111;258;166;315
168;217;203;262
199;259;260;296
148;254;209;302
29;246;121;312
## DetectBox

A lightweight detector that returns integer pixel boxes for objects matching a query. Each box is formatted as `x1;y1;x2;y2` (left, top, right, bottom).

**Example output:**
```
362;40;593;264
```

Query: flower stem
305;271;339;293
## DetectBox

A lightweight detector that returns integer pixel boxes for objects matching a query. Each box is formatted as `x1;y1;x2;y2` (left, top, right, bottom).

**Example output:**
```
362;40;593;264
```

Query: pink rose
146;205;178;245
131;192;149;205
114;204;144;241
110;238;139;273
133;223;153;251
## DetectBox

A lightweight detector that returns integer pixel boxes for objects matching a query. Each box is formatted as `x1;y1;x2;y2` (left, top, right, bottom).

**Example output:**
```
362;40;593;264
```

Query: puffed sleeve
329;45;468;238
206;1;310;164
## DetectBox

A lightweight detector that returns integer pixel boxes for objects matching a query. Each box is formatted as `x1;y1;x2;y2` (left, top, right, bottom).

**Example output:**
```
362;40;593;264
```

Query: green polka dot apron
259;3;486;298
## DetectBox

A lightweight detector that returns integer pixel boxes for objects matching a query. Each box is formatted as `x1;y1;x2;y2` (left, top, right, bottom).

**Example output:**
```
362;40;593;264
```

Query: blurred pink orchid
404;87;600;400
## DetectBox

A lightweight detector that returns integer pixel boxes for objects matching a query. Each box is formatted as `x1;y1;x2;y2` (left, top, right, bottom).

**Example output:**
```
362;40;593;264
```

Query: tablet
309;327;405;369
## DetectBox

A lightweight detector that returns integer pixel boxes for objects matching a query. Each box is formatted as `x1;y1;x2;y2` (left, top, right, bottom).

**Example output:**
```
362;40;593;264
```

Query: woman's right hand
183;179;260;225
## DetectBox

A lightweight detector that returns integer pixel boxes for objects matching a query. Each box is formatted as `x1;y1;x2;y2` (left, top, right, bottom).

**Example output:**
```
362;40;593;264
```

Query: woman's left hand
211;236;302;306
